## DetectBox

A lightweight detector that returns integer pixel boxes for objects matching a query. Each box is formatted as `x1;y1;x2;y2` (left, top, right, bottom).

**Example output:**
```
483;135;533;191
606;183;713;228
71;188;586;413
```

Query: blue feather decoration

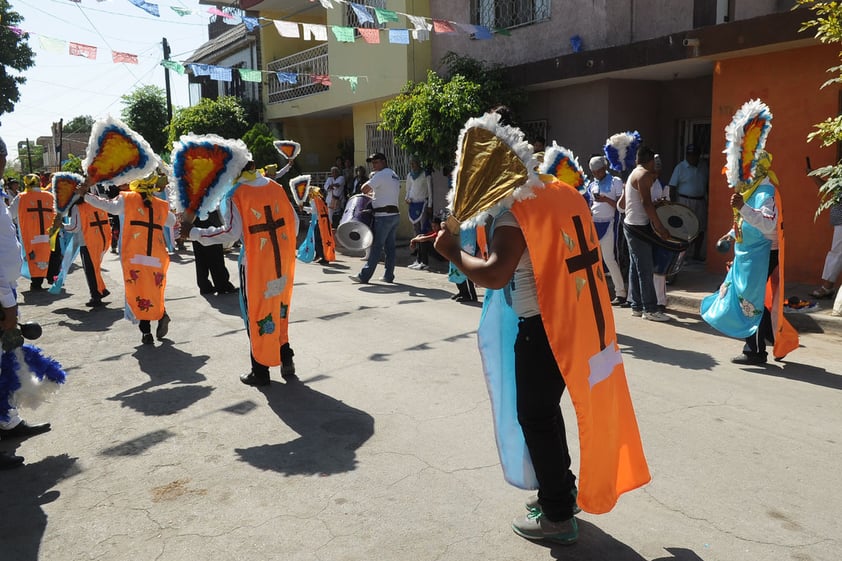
21;345;67;384
603;131;642;172
0;351;22;422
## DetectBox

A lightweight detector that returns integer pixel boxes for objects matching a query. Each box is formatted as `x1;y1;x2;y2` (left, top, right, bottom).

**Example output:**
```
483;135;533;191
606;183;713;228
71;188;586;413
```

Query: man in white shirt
350;153;401;284
586;156;626;305
668;144;708;260
323;166;346;227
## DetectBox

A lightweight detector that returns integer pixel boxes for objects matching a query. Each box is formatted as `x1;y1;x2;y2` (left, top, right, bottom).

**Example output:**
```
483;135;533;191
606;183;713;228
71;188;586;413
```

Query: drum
335;194;374;250
653;243;686;277
656;202;699;242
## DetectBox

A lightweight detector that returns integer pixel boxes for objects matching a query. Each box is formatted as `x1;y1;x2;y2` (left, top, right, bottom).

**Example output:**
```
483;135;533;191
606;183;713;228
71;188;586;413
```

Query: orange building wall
709;44;839;283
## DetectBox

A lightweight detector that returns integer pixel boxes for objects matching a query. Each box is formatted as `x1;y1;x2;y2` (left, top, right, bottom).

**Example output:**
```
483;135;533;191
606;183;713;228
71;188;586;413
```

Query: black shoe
657;304;667;313
610;296;627;306
618;300;632;308
0;420;51;440
156;314;170;340
100;289;111;299
240;371;270;386
30;282;45;292
141;333;154;345
217;285;238;294
199;286;216;295
731;353;767;365
281;360;296;379
317;258;330;265
0;451;24;470
85;298;104;307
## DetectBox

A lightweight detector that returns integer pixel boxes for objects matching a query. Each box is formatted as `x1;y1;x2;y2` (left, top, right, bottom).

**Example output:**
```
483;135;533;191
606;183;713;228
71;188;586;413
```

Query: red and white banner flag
69;42;97;59
112;51;139;64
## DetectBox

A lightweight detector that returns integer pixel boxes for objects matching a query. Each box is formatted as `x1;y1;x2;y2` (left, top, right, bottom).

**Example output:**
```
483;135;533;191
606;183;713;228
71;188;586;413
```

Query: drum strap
623;222;689;252
373;205;399;214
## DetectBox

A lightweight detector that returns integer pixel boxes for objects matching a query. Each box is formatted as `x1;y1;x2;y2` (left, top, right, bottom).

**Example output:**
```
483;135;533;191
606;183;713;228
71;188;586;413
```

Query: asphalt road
1;245;840;561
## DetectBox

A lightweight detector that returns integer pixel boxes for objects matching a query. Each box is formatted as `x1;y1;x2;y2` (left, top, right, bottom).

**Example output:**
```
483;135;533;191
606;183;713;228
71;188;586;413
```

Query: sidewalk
382;241;842;337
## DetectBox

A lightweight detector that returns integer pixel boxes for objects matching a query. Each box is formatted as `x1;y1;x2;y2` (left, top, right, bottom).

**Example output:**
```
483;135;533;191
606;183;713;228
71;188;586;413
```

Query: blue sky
3;0;212;163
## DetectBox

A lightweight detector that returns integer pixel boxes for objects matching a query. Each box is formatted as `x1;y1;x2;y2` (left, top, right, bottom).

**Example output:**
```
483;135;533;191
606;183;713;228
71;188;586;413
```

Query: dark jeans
359;214;399;282
80;246;103;299
623;224;658;313
515;315;576;522
743;250;779;358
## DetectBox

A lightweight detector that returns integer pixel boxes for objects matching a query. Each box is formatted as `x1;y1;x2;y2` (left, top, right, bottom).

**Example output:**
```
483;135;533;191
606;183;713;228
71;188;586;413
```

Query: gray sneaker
512;510;578;545
631;309;643;317
525;488;581;515
642;311;671;322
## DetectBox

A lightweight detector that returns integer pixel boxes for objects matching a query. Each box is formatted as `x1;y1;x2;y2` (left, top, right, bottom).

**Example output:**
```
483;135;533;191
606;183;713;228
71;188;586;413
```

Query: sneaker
378;277;395;283
657;304;667;313
240;371;270;386
348;275;367;284
631;309;643;317
156;313;171;340
407;262;421;270
642;311;671;322
417;263;429;271
610;296;627;306
141;333;154;345
512;511;578;545
731;353;767;365
618;300;632;308
525;488;581;515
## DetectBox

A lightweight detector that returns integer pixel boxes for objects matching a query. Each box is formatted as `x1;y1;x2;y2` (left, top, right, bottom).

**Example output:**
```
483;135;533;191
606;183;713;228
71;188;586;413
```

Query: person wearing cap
668;144;708;260
585;156;626;305
324;166;346;228
349;153;401;284
3;177;19;205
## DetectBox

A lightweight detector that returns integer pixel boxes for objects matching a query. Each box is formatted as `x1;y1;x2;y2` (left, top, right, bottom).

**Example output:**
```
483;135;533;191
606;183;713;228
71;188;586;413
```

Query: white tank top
494;211;540;318
623;173;650;226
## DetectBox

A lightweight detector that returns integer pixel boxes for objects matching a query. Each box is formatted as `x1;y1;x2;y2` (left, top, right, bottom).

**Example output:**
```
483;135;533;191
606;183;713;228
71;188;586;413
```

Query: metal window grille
365;123;410;179
471;0;550;30
519;119;548;147
344;0;387;29
267;44;329;104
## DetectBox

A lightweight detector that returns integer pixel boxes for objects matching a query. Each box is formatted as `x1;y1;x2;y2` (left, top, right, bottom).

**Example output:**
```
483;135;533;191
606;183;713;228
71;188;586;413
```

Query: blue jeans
623;225;658;313
359;214;399;282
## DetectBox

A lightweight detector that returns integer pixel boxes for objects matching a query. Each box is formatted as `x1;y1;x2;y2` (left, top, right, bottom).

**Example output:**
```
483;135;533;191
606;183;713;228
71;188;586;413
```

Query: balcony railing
267;43;329;104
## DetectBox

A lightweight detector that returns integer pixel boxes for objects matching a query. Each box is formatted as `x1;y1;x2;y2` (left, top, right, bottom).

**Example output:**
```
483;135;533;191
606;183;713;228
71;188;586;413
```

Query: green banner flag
331;26;356;43
239;68;262;83
373;7;398;24
160;60;185;75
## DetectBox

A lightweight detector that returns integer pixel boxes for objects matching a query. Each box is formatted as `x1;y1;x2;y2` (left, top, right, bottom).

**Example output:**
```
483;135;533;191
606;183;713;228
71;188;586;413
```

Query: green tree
62;153;83;174
0;1;35;120
121;85;168;153
16;140;44;173
796;0;842;216
63;115;94;134
379;53;524;170
167;96;250;148
242;123;278;169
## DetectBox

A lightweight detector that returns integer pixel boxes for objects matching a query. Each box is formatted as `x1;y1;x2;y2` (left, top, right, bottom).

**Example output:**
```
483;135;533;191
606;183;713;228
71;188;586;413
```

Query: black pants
192;240;233;293
80;246;103;299
743;249;779;358
515;315;576;522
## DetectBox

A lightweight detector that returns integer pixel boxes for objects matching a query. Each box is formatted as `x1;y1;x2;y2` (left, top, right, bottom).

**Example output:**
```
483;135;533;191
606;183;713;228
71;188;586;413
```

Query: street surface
1;245;840;561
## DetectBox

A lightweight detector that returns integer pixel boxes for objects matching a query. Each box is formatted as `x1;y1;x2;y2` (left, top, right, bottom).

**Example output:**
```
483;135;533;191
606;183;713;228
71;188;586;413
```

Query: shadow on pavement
200;291;242;317
617;333;718;371
106;341;212;416
236;378;374;476
0;454;80;561
543;520;706;560
749;360;842;390
53;306;123;331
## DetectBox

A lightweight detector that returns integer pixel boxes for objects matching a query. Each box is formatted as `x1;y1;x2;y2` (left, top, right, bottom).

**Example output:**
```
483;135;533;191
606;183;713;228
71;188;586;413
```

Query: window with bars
344;0;388;29
519;119;548;147
366;122;410;179
471;0;550;30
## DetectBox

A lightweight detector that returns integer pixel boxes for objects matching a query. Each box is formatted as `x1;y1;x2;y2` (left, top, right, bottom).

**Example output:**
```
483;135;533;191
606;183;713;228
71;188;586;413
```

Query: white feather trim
9;348;61;411
723;99;773;188
449;111;543;230
83;115;161;186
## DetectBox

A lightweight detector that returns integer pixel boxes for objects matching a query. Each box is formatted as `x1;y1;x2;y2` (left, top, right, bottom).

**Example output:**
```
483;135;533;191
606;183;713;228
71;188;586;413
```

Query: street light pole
162;37;173;122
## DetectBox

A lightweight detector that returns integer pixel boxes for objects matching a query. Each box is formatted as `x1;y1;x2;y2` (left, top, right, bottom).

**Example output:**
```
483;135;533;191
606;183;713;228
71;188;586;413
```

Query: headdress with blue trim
723;98;774;192
603;131;642;173
83;115;161;186
538;141;585;191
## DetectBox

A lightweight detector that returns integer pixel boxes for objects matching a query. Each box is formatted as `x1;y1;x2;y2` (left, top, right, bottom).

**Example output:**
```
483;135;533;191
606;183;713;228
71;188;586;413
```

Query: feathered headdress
289;175;312;207
22;173;40;191
51;172;84;215
83;115;160;186
603;131;642;172
169;134;251;220
447;111;544;234
723;99;773;191
273;140;301;160
539;142;585;190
